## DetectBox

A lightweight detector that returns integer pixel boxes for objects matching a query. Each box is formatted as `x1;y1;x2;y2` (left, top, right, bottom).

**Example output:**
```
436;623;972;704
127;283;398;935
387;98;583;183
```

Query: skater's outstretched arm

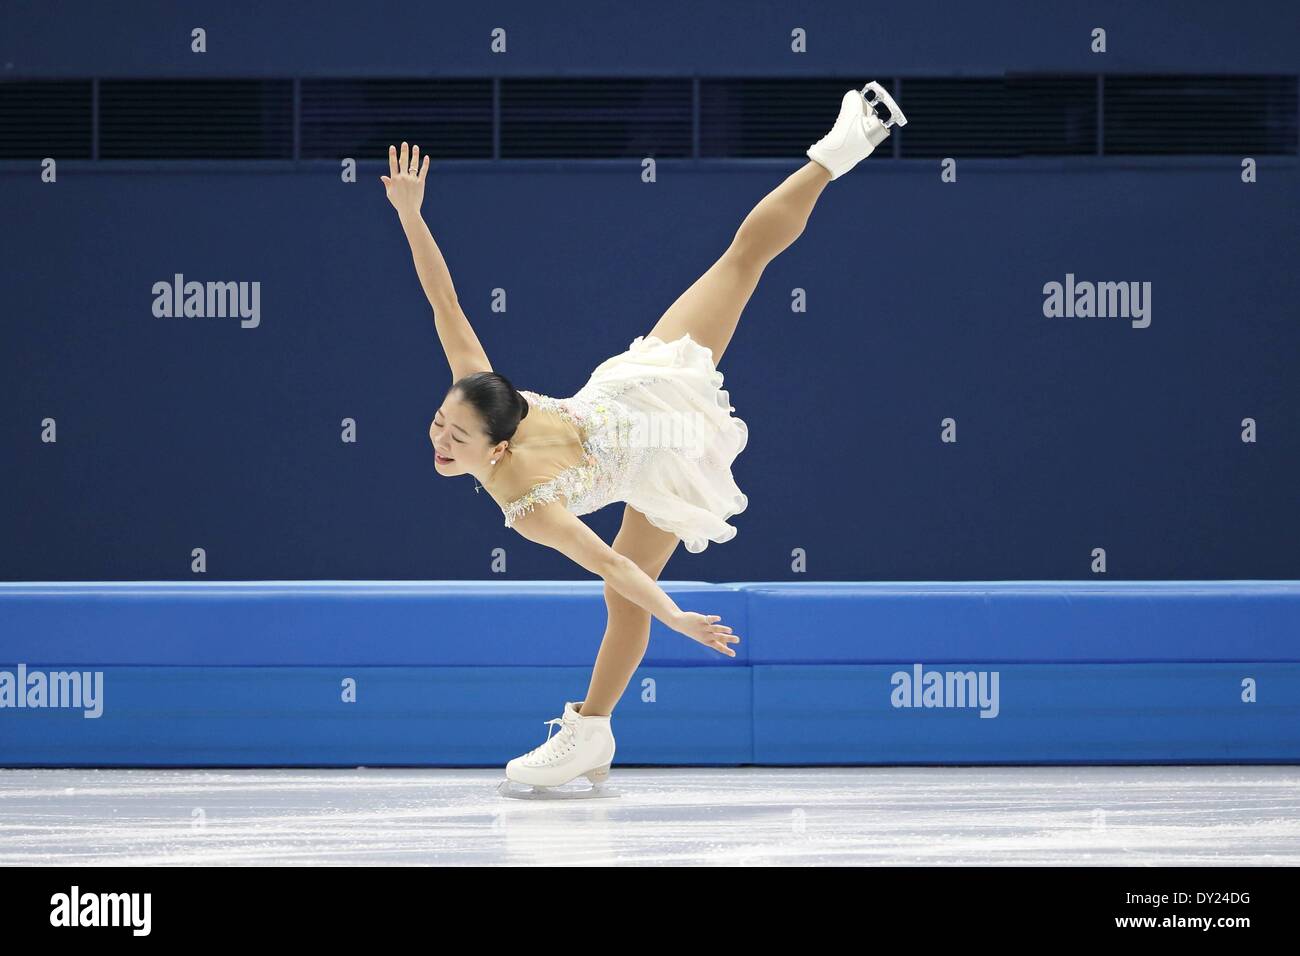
382;141;492;383
512;503;740;657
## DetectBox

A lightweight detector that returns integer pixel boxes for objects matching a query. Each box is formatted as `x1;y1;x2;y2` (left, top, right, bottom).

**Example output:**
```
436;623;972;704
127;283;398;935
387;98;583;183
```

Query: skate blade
860;80;908;128
497;779;621;800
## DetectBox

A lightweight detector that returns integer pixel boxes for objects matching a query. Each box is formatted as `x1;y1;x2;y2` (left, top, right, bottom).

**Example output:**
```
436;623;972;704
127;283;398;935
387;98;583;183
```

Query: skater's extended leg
578;505;680;717
648;161;832;365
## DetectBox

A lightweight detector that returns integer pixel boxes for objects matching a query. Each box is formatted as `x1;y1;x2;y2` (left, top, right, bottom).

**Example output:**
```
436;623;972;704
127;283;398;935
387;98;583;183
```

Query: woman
380;82;907;795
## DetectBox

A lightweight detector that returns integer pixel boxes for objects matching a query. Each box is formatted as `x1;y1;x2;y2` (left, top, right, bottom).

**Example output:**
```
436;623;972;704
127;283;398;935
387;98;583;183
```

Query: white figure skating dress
482;332;749;553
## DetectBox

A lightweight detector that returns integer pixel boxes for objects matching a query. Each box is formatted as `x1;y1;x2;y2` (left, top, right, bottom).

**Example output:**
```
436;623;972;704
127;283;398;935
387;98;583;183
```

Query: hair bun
516;390;530;421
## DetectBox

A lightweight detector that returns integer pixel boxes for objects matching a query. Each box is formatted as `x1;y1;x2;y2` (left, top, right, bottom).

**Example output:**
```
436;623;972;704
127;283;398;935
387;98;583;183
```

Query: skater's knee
725;231;770;274
603;579;631;609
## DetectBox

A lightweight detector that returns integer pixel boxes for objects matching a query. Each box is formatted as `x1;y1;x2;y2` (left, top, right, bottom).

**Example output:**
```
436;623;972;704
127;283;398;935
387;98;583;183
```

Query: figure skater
380;82;907;797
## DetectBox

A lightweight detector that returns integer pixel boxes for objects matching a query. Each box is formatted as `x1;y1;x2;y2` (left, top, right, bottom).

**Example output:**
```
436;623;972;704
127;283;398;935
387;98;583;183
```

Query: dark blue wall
3;0;1298;76
2;1;1297;581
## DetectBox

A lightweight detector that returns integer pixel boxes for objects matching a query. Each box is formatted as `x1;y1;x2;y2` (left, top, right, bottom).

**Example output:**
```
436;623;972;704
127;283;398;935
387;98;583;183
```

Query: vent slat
0;80;93;158
301;79;492;158
100;80;293;159
1104;75;1297;155
501;78;691;158
899;77;1098;158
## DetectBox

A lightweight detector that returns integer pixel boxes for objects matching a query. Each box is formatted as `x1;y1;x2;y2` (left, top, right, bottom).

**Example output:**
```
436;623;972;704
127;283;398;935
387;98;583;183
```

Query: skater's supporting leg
578;505;680;717
648;161;832;365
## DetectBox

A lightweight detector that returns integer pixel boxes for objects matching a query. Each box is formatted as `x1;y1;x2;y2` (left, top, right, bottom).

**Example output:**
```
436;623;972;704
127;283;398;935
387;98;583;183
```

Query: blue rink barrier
0;581;1296;767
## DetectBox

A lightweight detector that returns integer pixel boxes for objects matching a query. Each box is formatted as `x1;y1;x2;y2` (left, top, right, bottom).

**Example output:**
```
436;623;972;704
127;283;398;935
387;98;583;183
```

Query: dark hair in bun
451;371;529;445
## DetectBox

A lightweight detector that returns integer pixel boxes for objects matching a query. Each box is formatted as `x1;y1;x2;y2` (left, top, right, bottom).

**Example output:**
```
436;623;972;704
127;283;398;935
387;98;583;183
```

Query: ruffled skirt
575;332;749;553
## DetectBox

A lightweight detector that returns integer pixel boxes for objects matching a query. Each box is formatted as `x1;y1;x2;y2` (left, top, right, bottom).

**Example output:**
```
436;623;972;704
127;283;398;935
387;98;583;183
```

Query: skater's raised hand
673;611;740;657
381;141;429;217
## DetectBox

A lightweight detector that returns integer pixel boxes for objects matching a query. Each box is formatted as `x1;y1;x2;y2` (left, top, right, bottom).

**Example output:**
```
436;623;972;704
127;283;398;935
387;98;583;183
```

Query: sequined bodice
487;384;653;528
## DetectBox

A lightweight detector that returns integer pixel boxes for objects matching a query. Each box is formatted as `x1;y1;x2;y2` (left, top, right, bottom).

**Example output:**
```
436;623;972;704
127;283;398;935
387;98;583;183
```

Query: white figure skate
806;81;908;180
497;700;621;800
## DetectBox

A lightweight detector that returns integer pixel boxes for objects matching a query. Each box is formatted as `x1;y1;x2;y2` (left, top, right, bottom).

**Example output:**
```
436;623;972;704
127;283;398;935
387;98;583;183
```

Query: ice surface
2;766;1297;866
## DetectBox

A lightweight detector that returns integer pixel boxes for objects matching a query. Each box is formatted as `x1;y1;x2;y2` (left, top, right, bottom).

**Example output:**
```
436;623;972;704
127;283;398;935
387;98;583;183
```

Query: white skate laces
521;715;578;767
806;81;909;180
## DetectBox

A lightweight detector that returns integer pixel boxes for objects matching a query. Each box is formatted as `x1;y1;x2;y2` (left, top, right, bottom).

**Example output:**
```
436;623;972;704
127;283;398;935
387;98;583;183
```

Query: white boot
498;700;620;799
806;81;908;180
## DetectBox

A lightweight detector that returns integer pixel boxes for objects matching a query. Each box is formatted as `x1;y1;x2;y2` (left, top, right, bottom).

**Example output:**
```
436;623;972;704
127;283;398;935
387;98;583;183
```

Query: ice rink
2;766;1297;866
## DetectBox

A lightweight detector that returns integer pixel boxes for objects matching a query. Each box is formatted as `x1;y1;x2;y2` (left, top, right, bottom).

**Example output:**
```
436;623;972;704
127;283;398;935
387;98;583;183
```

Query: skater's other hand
381;142;429;216
673;611;740;657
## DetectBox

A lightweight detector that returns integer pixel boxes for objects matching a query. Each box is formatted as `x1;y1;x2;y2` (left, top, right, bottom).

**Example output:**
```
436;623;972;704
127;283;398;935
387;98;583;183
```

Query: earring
491;458;498;465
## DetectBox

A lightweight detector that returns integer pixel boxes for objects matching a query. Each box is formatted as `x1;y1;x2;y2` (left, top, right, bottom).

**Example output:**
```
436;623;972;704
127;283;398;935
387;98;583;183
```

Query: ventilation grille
301;79;492;158
500;78;692;158
899;76;1098;157
100;80;293;159
1104;75;1297;155
0;81;92;159
1;75;1295;161
699;78;897;158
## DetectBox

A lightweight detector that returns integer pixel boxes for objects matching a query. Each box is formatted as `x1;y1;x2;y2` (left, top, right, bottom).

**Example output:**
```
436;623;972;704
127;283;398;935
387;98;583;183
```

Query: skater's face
430;389;504;478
